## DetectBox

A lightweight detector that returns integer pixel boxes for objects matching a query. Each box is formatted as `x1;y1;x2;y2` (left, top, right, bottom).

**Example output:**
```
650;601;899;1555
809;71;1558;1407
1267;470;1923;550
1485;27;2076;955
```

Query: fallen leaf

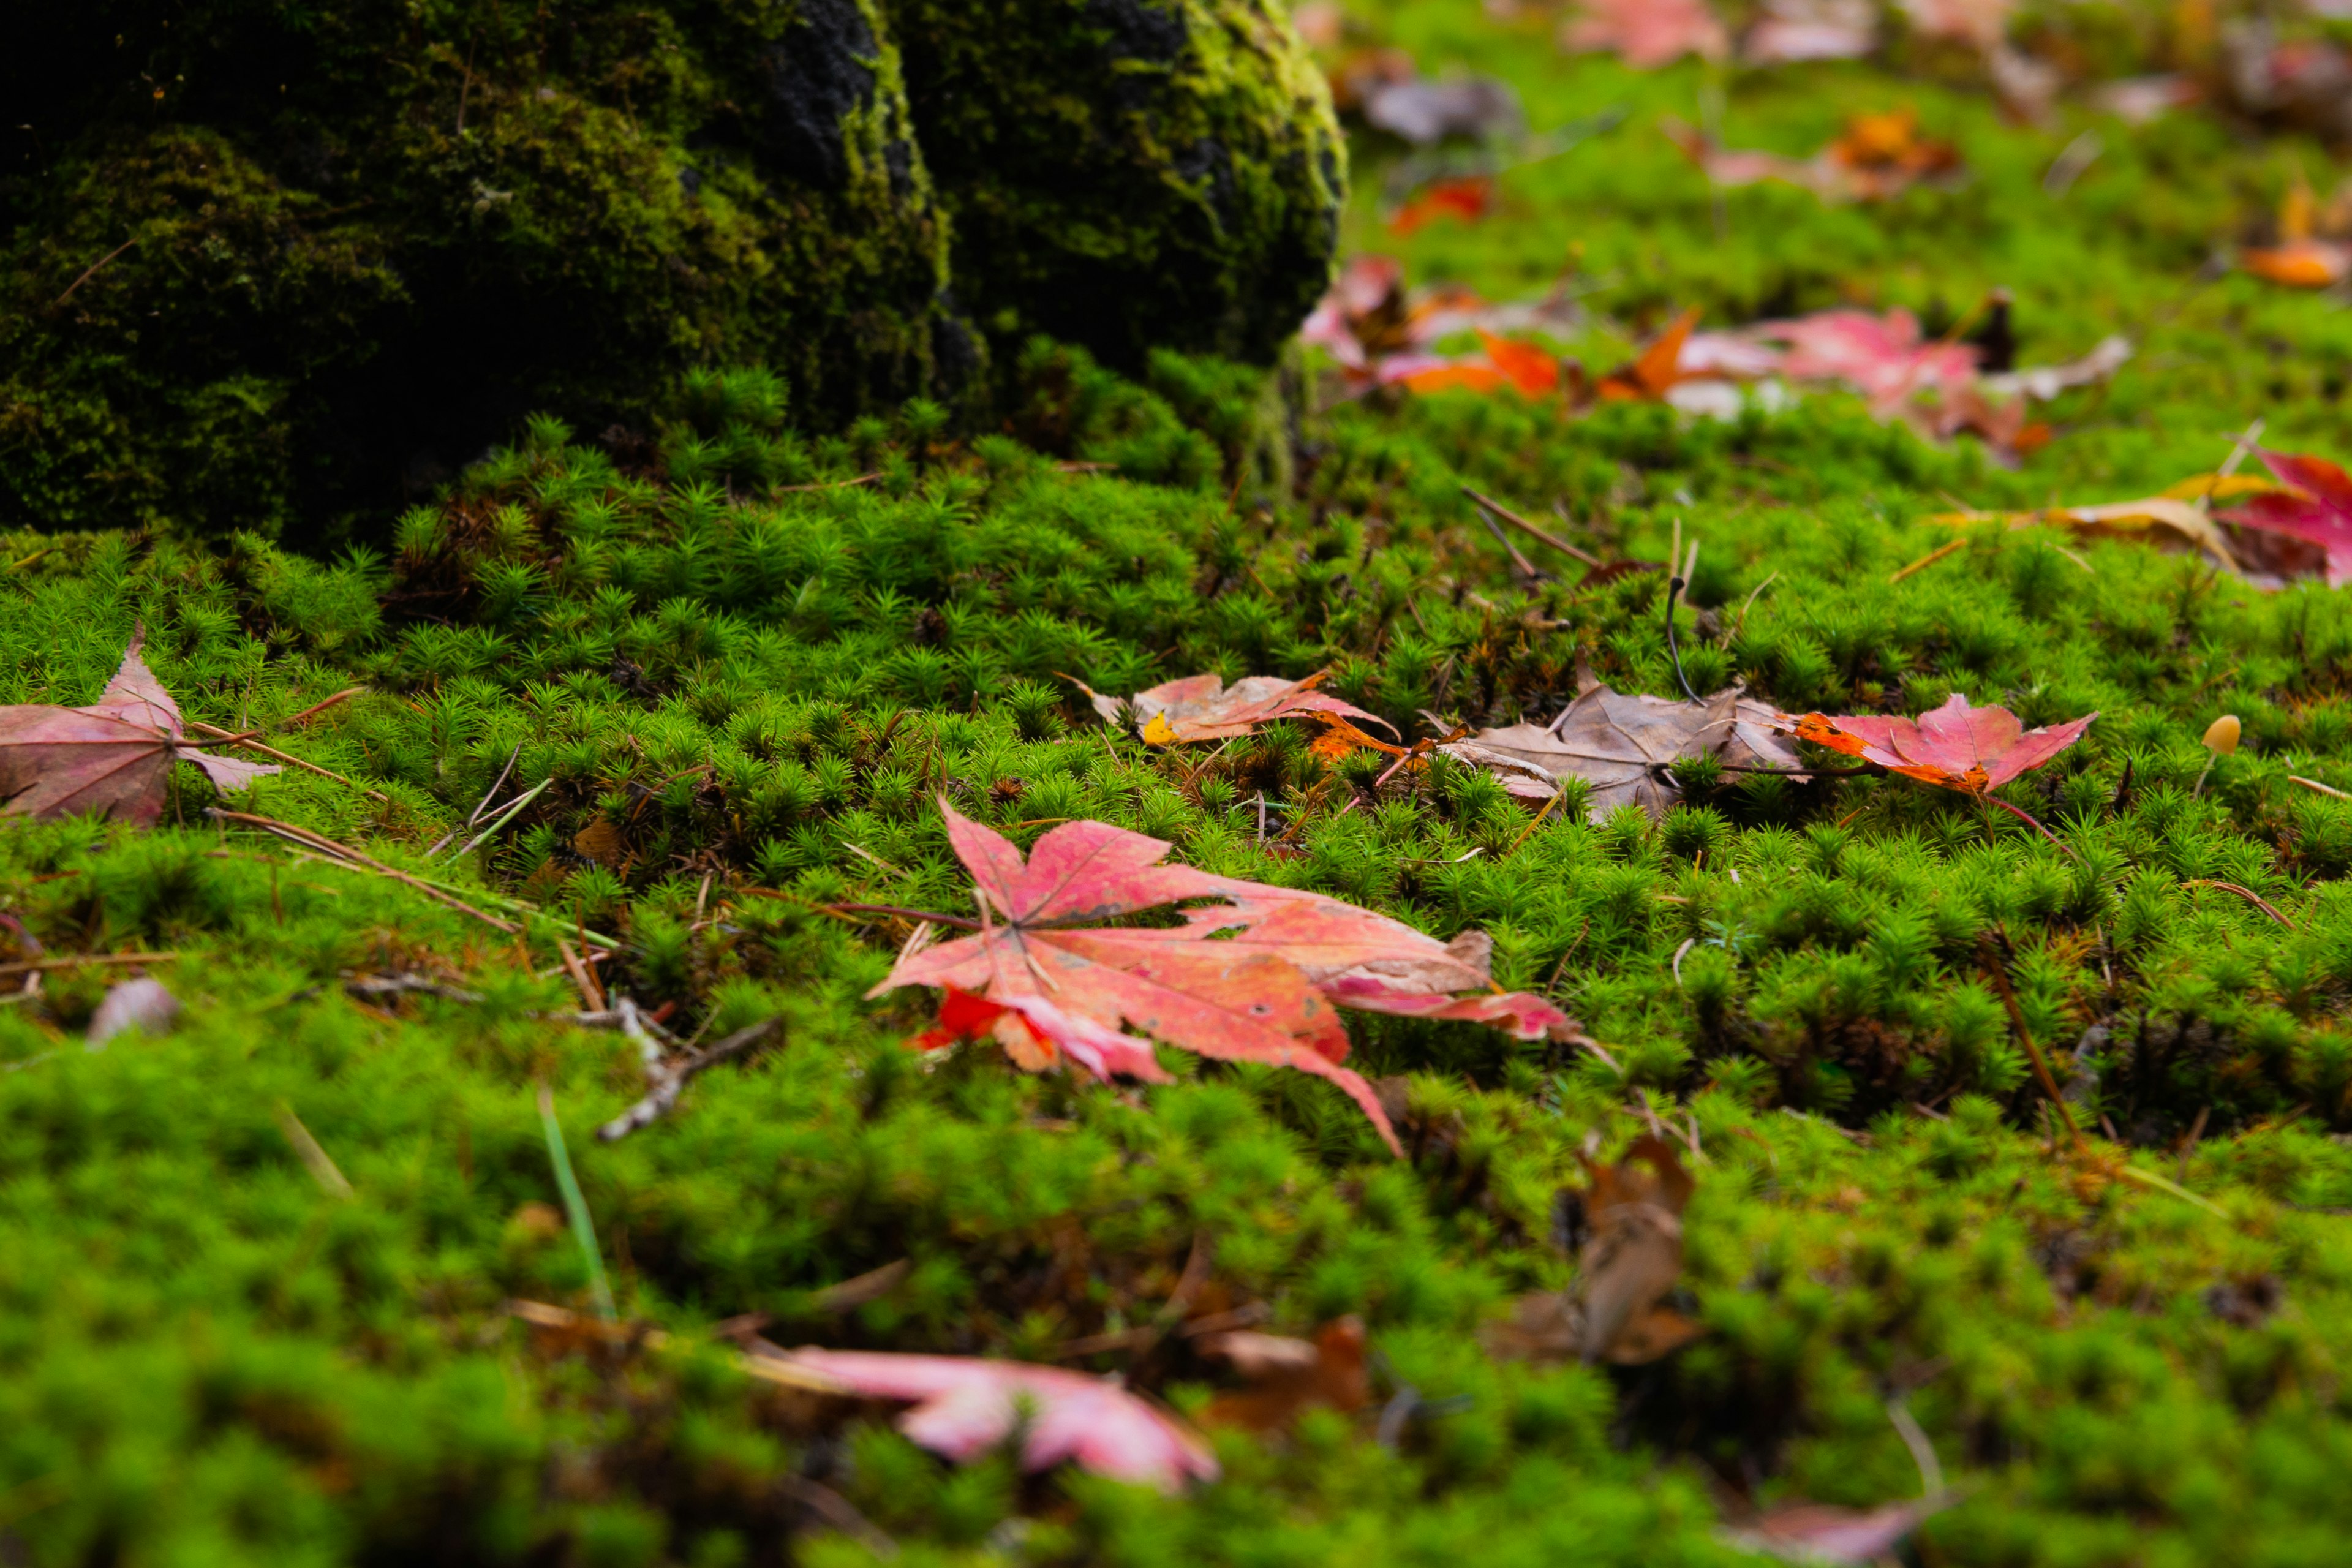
1389;175;1492;236
1725;1495;1958;1564
1755;308;1978;409
86;976;179;1048
0;628;281;823
1597;309;1702;401
1744;0;1878;63
2241;239;2352;289
1199;1317;1371;1430
1774;692;2096;794
1484;1135;1705;1365
756;1346;1218;1492
1979;335;2133;401
875;803;1581;1155
1440;684;1804;821
1896;0;2011;49
1076;671;1394;745
2218;450;2352;585
1476;330;1562;396
1933;496;2239;569
573;817;630;869
1561;0;1730;67
1362;76;1524;145
1667;111;1964;204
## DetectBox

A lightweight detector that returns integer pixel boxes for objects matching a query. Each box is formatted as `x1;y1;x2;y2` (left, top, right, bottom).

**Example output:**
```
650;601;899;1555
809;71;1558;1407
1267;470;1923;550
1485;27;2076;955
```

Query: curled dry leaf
86;976;181;1049
1441;684;1804;822
755;1346;1219;1492
1667;109;1962;205
875;803;1581;1156
1561;0;1730;67
1774;693;2095;794
1483;1135;1703;1365
0;628;280;823
2218;449;2352;586
1199;1317;1371;1431
1075;671;1394;746
1724;1494;1957;1565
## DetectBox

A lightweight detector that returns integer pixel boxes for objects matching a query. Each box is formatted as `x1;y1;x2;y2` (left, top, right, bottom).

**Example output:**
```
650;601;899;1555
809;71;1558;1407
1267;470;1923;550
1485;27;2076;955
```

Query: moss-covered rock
889;0;1346;374
0;0;962;543
0;0;1342;543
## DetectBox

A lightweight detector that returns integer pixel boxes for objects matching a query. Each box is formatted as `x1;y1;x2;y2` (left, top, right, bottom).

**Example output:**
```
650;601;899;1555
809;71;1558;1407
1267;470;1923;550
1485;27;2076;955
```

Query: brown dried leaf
1484;1135;1703;1366
1200;1317;1371;1431
1441;685;1801;820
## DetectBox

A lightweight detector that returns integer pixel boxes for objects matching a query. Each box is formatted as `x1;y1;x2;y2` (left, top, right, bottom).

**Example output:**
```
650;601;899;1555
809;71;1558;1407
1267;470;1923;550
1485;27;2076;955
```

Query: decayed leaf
1389;175;1493;236
1724;1495;1957;1565
1484;1136;1704;1365
1199;1317;1372;1431
0;629;281;823
1897;0;2011;48
1667;110;1962;205
761;1346;1218;1492
2218;449;2352;586
1774;692;2096;794
1931;477;2267;570
1441;684;1803;822
86;977;180;1049
1597;309;1702;402
1744;0;1877;64
1561;0;1730;68
1361;75;1525;146
875;804;1580;1156
1075;671;1394;746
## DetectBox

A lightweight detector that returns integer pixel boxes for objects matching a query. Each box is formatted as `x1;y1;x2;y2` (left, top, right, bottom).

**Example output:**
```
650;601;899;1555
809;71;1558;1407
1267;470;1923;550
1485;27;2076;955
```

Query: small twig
427;740;523;856
193;687;371;750
777;1474;900;1559
2182;879;2296;929
52;235;139;308
1461;486;1605;567
1478;510;1546;580
2290;775;2352;801
826;902;979;930
0;951;175;981
1890;537;1968;583
186;720;390;802
775;472;881;494
208;810;518;933
598;1016;786;1142
444;776;552;862
1980;934;2086;1157
341;972;484;1005
556;936;605;1011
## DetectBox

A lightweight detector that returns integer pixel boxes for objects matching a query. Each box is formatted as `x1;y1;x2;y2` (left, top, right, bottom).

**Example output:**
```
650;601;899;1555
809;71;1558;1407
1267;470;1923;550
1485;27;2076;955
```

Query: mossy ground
9;2;2352;1564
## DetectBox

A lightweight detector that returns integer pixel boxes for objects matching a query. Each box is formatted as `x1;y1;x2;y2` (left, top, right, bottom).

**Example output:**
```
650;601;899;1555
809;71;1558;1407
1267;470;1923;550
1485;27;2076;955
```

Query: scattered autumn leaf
1744;0;1877;64
873;803;1581;1156
2218;449;2352;586
1074;671;1393;745
1484;1135;1705;1365
0;627;280;823
756;1346;1218;1492
1361;76;1524;146
1389;175;1493;236
86;976;179;1048
1441;684;1803;821
1897;0;2012;49
1724;1495;1957;1565
1199;1317;1371;1430
1774;692;2096;794
1561;0;1730;68
1597;309;1702;401
2241;173;2352;288
1667;109;1963;204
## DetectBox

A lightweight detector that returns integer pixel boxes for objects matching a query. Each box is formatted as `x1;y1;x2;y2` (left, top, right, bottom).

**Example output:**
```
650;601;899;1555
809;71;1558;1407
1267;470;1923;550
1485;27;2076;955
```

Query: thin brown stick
53;236;139;308
207;810;518;934
0;951;176;980
1890;537;1968;583
184;720;390;802
775;472;881;494
1461;486;1606;568
2182;878;2296;929
2290;774;2352;801
599;1016;785;1142
1980;933;2086;1157
194;687;371;748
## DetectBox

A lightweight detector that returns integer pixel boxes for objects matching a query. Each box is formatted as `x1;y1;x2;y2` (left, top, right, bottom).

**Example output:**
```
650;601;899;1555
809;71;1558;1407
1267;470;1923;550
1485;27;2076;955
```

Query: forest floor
9;1;2352;1564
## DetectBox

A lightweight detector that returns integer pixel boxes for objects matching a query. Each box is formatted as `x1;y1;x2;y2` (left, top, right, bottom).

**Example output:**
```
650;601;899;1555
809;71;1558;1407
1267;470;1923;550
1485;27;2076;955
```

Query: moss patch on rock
889;0;1347;372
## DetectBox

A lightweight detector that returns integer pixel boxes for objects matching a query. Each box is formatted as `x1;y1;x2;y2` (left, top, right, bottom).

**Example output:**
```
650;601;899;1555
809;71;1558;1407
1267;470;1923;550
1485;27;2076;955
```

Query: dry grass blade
208;810;518;935
598;1015;786;1142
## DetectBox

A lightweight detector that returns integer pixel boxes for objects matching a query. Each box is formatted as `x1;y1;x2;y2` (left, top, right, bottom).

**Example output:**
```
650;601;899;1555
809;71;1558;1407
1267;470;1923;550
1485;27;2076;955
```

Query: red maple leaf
2218;449;2352;586
0;628;280;823
760;1346;1217;1491
1773;693;2096;794
871;803;1580;1156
